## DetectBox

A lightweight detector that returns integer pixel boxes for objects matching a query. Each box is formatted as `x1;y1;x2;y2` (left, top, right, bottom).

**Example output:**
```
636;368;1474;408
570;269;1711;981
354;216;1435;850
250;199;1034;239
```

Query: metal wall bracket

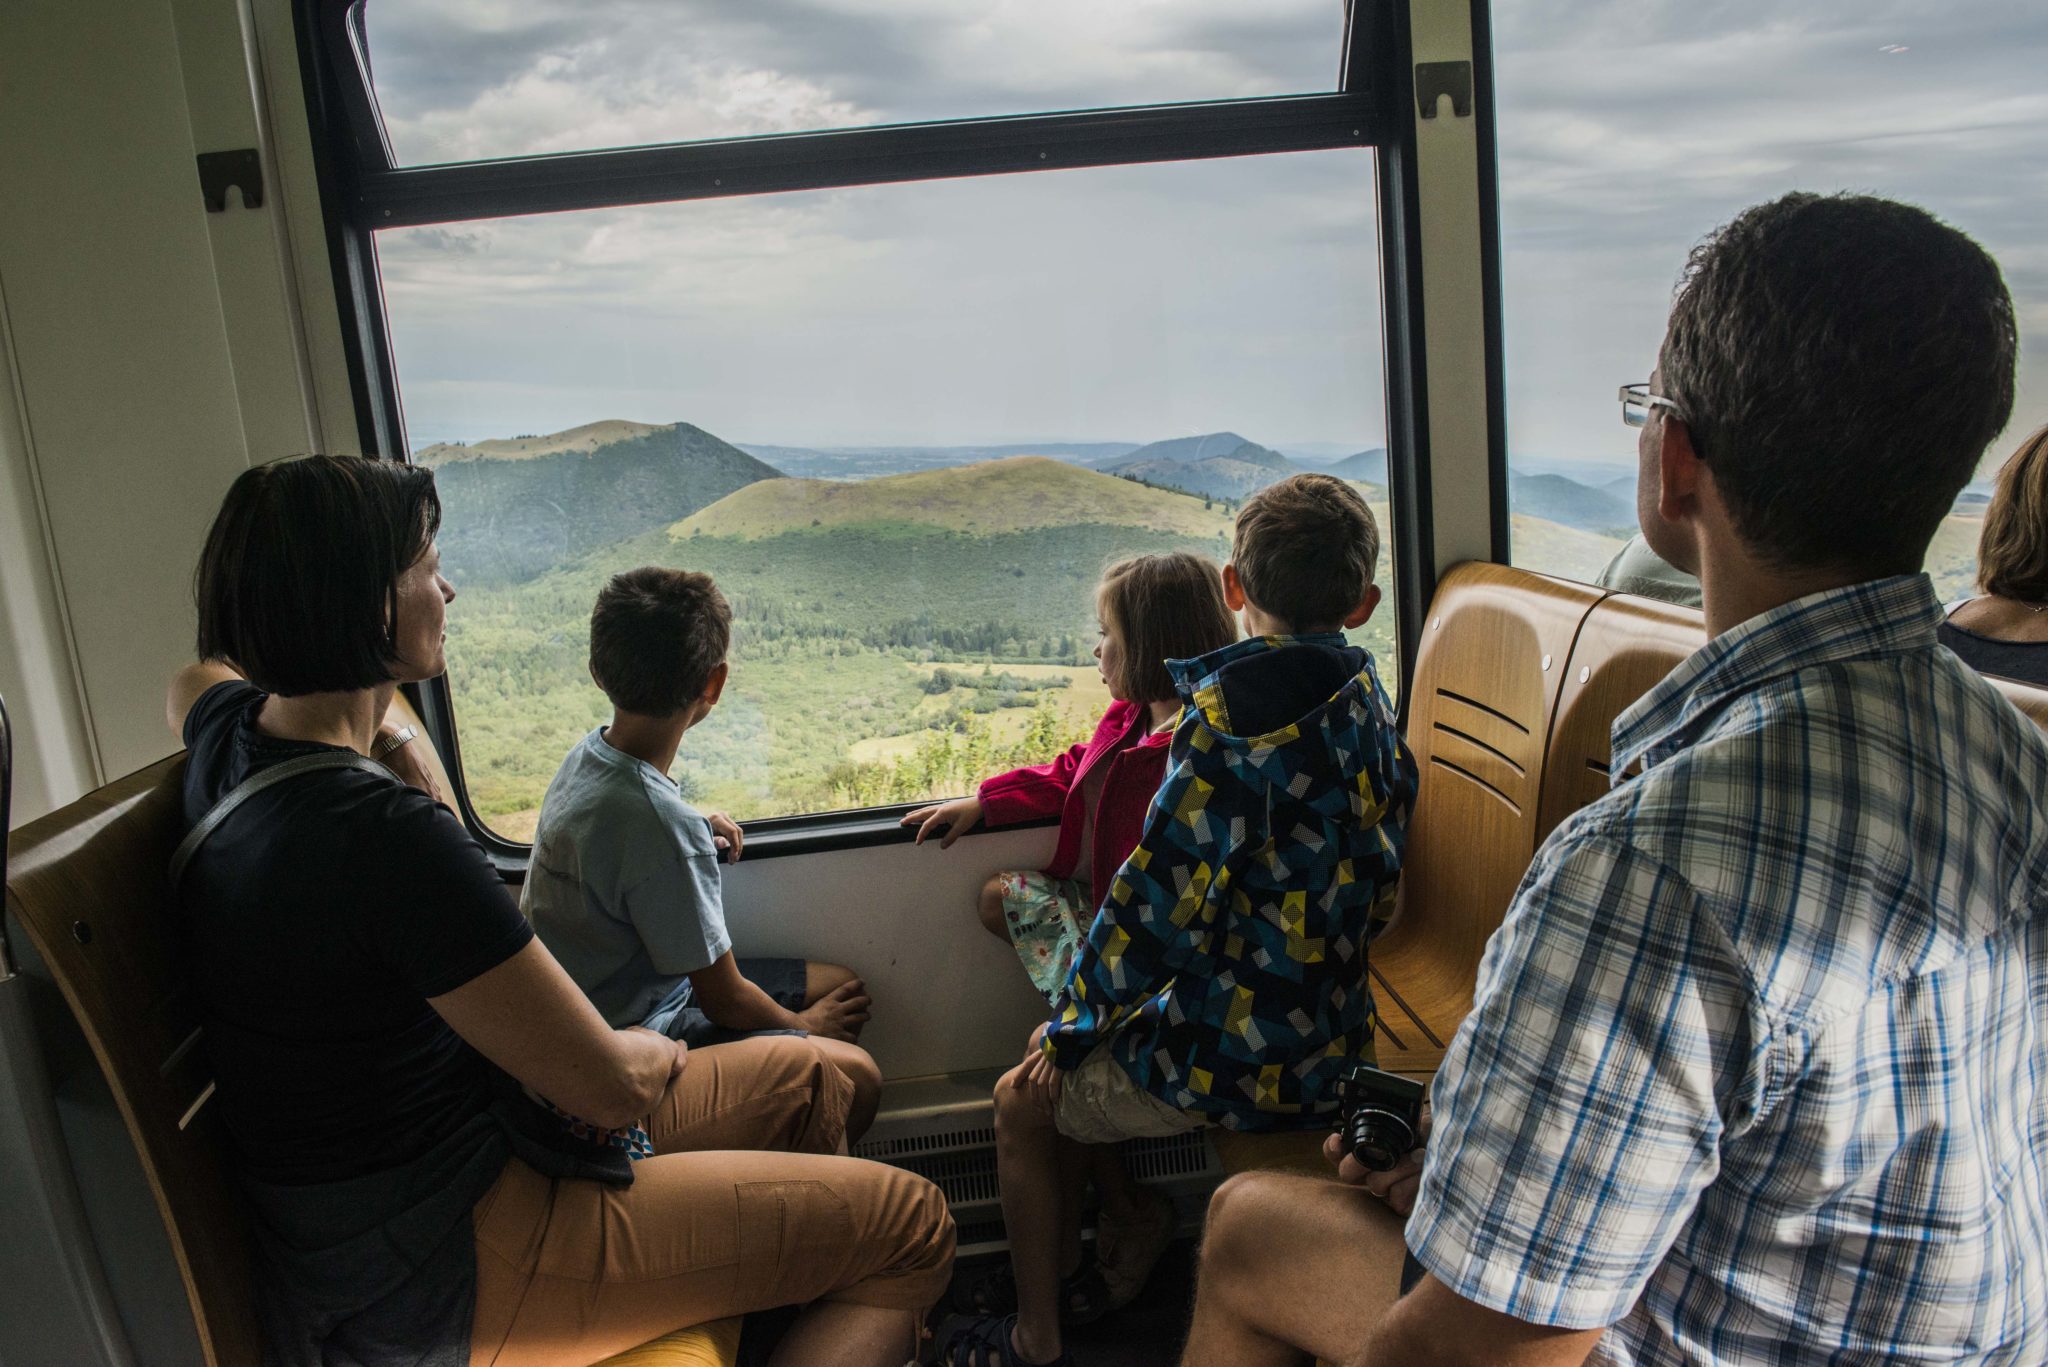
196;149;263;212
1415;61;1474;119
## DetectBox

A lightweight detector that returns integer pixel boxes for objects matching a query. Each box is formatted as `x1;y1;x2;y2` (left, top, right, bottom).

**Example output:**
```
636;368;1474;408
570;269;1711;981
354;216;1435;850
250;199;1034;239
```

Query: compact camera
1334;1065;1427;1171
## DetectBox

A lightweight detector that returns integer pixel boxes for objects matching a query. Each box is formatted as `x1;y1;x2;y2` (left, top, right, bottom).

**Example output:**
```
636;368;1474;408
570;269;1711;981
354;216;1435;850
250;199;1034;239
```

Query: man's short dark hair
589;567;731;716
1661;193;2017;578
1232;473;1380;630
195;455;441;697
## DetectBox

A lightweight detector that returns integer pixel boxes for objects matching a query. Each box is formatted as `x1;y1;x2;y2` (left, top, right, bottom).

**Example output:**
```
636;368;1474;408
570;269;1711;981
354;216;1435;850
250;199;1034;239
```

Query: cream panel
171;0;323;464
0;0;250;782
1409;0;1496;573
720;826;1060;1081
0;289;101;826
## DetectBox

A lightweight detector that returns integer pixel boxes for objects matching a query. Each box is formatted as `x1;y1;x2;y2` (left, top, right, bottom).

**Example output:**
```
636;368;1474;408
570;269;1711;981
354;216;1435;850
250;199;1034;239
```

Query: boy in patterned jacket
942;474;1418;1367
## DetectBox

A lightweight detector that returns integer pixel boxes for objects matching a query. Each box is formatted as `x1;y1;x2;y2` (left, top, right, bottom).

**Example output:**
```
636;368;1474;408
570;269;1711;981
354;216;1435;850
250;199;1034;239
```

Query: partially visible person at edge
1595;532;1701;609
167;454;952;1367
1179;193;2047;1367
940;473;1420;1367
1941;423;2048;687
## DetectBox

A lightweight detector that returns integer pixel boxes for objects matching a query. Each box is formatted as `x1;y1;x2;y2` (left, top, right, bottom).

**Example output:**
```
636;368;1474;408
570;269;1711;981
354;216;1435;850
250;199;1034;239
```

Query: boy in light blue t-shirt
520;566;879;1137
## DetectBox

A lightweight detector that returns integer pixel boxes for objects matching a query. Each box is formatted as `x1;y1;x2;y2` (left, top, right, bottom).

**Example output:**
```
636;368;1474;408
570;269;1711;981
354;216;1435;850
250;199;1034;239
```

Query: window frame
294;0;1449;863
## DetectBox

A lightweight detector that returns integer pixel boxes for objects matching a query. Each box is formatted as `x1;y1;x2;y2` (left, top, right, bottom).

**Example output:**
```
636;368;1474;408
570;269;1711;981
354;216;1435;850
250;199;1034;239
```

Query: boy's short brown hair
1978;424;2048;604
1097;552;1239;704
589;567;731;716
1231;473;1380;630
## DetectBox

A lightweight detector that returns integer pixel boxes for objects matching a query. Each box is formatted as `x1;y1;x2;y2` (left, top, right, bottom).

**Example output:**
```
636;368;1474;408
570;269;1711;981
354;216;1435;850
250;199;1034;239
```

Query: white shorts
1053;1047;1207;1145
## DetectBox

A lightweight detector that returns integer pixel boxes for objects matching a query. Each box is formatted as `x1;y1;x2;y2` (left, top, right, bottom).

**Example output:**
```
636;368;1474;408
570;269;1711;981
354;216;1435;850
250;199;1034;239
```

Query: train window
375;152;1394;838
362;1;1347;166
1493;3;2047;596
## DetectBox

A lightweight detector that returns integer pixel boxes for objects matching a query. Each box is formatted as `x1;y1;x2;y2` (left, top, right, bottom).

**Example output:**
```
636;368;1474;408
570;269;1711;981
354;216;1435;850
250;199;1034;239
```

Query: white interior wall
0;0;326;828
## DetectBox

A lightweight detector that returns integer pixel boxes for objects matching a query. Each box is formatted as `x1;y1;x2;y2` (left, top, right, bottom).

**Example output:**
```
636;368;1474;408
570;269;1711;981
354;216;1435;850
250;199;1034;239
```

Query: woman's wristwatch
371;724;417;761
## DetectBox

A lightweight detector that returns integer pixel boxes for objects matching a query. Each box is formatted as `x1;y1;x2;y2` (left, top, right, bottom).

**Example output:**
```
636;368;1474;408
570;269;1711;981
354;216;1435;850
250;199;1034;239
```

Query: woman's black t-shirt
177;681;533;1186
1939;617;2048;689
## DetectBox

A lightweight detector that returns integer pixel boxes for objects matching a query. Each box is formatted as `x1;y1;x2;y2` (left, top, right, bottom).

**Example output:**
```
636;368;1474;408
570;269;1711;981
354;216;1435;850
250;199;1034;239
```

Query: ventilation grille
853;1125;995;1161
853;1121;1221;1211
870;1146;1004;1206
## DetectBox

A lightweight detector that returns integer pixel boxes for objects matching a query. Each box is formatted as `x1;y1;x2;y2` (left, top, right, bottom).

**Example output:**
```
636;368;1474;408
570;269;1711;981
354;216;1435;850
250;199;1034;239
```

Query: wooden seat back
1376;565;2048;1073
1535;591;1706;843
1369;563;1602;1071
4;754;260;1367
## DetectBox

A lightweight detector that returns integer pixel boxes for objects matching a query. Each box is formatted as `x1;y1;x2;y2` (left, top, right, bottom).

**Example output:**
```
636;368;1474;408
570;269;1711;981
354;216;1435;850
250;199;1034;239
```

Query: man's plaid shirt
1407;575;2048;1364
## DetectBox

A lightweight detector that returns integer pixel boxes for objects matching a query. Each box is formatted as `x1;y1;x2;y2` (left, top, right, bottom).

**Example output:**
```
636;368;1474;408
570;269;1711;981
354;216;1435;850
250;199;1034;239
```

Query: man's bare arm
1349;1274;1605;1367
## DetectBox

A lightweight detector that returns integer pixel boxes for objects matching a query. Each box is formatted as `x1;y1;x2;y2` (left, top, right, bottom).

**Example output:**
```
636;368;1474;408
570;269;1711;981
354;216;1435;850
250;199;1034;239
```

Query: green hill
431;422;782;586
416;419;664;464
669;456;1235;541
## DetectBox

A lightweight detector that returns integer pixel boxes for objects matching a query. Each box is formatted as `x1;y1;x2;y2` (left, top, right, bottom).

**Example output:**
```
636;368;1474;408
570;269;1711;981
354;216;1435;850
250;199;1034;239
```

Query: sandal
936;1313;1074;1367
952;1245;1113;1326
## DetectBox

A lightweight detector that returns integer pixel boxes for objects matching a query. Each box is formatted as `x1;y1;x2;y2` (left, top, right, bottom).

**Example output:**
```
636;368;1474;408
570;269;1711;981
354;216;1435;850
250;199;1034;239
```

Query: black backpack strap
169;751;393;889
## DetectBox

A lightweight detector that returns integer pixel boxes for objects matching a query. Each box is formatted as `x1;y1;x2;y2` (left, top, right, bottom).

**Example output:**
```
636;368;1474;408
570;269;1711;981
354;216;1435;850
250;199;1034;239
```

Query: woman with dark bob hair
1940;424;2048;687
168;455;951;1366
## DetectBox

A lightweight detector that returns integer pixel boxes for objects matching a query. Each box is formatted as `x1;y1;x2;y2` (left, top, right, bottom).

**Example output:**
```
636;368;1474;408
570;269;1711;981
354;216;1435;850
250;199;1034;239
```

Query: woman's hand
377;726;449;810
900;795;982;848
705;811;744;863
796;979;873;1042
1323;1104;1432;1216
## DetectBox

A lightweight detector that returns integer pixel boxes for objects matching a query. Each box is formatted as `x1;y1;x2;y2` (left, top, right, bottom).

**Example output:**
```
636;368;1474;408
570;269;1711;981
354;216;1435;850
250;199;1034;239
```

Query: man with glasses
1180;193;2046;1366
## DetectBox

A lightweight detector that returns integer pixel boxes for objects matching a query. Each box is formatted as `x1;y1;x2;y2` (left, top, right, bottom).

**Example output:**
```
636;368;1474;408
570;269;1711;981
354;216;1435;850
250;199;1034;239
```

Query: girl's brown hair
1978;425;2048;604
1096;552;1239;704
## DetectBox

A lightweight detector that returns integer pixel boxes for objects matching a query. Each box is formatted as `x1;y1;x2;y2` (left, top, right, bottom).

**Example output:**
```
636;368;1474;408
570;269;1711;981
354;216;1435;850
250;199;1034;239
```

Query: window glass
377;152;1393;836
361;0;1345;166
1495;1;2047;600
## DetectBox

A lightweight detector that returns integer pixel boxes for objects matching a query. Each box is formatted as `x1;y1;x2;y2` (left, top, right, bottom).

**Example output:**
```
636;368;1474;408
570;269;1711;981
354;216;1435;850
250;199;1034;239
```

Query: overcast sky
370;0;2045;474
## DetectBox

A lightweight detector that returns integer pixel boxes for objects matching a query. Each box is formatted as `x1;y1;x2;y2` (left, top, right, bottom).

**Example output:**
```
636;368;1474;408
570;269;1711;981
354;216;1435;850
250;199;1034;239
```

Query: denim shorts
648;957;810;1046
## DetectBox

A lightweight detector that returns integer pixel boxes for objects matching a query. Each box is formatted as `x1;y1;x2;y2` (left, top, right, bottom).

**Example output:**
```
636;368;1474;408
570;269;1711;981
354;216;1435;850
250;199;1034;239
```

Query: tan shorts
1053;1046;1207;1146
469;1035;955;1366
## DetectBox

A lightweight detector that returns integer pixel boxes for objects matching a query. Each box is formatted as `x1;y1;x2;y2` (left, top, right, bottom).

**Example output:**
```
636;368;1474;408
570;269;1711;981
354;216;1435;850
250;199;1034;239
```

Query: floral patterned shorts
995;869;1092;1002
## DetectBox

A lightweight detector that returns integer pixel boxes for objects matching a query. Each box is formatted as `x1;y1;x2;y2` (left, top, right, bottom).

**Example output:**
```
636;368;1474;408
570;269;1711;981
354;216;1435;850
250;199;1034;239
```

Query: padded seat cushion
591;1317;743;1367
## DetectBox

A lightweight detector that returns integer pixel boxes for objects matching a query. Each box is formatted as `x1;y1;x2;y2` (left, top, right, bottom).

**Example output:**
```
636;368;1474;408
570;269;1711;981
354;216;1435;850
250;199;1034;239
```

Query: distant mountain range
1508;472;1636;535
1101;434;1295;502
413;418;1646;587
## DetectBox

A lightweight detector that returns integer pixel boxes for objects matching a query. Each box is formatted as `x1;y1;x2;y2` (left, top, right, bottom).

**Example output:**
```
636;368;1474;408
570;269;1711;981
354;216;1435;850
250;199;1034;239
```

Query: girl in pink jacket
902;552;1238;999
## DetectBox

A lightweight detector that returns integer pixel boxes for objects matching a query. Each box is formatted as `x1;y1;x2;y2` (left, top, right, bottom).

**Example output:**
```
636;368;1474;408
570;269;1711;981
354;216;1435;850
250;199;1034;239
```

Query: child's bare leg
977;872;1014;942
806;1036;881;1143
993;1061;1068;1363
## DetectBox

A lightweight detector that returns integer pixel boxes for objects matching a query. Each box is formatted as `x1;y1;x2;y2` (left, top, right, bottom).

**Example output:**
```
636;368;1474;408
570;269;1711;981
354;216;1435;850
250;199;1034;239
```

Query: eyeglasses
1619;382;1684;429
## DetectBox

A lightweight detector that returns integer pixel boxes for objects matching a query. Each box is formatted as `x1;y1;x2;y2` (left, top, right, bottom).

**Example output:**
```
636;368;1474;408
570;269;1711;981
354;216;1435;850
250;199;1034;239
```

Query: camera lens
1348;1110;1415;1171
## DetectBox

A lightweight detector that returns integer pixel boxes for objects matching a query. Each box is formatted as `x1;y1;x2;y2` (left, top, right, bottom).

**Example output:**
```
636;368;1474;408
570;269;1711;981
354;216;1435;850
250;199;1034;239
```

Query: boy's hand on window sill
705;811;743;863
900;795;982;848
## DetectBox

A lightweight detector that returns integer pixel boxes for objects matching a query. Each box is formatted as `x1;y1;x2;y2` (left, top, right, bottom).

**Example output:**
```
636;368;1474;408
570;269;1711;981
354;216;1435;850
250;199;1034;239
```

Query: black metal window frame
293;0;1444;866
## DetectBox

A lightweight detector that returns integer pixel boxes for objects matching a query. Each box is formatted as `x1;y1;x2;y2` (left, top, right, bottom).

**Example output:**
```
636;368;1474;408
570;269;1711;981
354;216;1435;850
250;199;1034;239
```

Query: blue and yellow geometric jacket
1042;633;1419;1131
